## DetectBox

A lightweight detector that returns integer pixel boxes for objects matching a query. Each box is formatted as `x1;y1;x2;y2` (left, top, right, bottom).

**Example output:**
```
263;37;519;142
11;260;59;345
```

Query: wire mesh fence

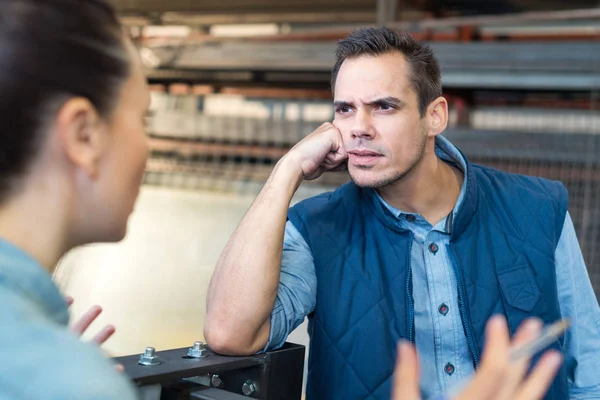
143;88;600;299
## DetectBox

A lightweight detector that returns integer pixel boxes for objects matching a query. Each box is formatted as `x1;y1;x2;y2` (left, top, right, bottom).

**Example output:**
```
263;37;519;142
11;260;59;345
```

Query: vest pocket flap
497;265;541;312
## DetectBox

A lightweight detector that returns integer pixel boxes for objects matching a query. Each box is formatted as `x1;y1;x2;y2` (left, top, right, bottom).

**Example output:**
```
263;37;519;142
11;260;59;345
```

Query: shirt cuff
258;297;287;353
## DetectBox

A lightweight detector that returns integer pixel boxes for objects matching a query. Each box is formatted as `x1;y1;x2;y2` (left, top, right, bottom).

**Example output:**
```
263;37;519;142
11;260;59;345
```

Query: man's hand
393;316;563;400
285;122;347;181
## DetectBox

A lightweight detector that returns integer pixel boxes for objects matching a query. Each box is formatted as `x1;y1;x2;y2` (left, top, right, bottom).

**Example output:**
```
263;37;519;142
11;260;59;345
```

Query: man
205;28;600;399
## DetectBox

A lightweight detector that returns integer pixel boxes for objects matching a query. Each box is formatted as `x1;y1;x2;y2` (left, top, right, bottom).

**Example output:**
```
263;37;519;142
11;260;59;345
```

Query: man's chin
348;170;384;189
348;166;406;189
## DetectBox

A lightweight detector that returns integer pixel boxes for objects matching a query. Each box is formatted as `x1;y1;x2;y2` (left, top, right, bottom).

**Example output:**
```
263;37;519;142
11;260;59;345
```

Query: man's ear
425;96;449;137
55;98;107;180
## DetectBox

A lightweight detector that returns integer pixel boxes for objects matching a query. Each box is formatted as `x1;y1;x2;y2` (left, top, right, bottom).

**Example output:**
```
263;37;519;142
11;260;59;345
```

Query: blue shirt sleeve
555;212;600;398
262;220;317;352
0;292;137;400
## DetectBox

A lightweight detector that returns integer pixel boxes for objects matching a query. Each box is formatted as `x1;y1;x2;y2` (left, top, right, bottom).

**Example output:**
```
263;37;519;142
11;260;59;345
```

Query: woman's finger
91;324;116;345
70;305;102;336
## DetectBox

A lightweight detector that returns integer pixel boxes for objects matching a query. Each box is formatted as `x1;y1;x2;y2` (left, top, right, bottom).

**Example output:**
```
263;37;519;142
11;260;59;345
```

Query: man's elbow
204;322;263;356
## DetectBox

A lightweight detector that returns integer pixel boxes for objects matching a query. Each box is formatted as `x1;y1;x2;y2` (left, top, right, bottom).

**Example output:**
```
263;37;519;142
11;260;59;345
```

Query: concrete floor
54;183;327;389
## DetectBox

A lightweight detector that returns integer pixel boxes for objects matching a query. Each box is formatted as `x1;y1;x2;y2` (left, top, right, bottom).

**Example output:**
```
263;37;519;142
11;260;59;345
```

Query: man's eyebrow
366;97;404;107
333;100;353;108
333;97;405;108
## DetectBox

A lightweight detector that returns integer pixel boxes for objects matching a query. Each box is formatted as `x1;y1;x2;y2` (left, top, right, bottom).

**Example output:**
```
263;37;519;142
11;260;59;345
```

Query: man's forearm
204;156;303;355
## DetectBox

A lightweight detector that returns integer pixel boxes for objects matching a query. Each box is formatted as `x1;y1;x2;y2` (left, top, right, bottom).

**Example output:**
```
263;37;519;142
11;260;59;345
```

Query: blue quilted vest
288;158;570;400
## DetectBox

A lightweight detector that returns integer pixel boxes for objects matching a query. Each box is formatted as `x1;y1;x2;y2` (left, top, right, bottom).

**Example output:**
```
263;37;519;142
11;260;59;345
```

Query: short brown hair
331;27;442;117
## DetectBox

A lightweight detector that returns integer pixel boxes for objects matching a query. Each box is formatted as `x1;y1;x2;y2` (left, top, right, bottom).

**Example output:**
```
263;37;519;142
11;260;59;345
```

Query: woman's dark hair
0;0;129;198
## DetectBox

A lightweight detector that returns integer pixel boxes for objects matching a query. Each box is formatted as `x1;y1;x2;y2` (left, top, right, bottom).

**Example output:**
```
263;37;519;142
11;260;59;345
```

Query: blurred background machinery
55;1;599;392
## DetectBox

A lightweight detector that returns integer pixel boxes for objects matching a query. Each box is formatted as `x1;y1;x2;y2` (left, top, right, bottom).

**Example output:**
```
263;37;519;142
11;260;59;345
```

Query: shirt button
429;243;439;254
405;214;416;222
438;303;449;316
444;363;455;376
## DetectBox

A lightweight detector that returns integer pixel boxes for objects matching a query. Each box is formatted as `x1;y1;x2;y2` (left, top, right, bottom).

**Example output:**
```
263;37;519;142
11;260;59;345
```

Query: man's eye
336;106;351;113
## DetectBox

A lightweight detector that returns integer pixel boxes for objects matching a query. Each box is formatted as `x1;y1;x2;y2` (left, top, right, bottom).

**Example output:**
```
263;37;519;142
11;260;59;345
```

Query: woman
0;1;561;399
0;0;146;398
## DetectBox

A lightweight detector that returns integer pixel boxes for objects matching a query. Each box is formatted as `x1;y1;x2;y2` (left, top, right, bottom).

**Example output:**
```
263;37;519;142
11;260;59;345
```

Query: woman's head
0;0;149;244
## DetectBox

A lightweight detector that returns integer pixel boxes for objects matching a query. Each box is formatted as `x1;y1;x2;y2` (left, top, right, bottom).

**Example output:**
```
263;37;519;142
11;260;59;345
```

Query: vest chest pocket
497;264;541;313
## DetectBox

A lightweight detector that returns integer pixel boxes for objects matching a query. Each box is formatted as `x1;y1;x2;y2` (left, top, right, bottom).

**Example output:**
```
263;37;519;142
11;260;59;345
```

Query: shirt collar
0;239;69;326
375;135;467;232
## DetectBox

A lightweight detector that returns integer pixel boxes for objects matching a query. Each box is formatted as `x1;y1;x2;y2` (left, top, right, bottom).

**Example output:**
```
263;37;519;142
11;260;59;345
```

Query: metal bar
440;71;600;91
390;7;600;30
276;7;600;38
121;12;377;26
191;388;250;400
113;0;375;13
116;343;305;399
147;128;600;165
166;11;376;25
377;0;397;26
261;342;305;399
148;137;290;159
116;347;264;386
148;69;254;82
165;41;600;72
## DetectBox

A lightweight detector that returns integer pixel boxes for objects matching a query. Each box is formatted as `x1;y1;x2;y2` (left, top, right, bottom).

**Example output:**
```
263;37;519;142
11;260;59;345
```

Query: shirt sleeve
261;220;317;352
555;212;600;398
0;320;137;400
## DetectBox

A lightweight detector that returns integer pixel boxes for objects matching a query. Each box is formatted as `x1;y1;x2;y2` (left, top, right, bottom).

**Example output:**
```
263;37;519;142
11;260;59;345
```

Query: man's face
333;52;428;188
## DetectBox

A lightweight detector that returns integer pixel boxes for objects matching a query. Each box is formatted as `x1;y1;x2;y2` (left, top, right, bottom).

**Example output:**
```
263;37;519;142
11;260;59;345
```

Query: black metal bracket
115;342;305;400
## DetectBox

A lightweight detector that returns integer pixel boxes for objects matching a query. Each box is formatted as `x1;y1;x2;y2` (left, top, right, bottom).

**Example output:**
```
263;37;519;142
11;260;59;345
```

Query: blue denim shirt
0;239;137;400
267;136;600;398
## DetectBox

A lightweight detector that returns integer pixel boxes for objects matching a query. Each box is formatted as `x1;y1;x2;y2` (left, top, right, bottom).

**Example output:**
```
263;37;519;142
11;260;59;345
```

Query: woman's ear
55;98;107;180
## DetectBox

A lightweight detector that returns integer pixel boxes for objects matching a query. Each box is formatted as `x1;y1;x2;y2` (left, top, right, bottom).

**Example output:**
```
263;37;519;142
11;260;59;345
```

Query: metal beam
111;0;374;13
159;11;375;25
389;7;600;29
116;343;305;399
275;7;600;38
191;388;250;400
377;0;397;26
144;40;600;90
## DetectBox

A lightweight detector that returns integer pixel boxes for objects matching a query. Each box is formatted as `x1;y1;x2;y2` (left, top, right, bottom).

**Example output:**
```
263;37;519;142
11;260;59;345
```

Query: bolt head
139;347;160;366
242;380;258;396
211;374;223;387
187;345;208;358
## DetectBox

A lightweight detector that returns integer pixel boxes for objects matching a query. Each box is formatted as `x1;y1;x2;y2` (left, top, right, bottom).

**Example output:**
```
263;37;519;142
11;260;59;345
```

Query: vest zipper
406;233;415;343
446;244;480;367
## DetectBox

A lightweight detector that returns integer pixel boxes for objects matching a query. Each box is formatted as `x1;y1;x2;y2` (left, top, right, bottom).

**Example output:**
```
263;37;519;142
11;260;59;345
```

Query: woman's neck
0;178;73;273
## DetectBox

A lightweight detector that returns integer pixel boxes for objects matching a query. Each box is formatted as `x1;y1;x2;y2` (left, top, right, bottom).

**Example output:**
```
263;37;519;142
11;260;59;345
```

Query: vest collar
451;148;479;239
360;137;479;239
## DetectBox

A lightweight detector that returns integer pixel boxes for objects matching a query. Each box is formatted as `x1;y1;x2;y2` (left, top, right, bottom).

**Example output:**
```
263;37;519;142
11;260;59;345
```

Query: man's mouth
347;149;383;166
